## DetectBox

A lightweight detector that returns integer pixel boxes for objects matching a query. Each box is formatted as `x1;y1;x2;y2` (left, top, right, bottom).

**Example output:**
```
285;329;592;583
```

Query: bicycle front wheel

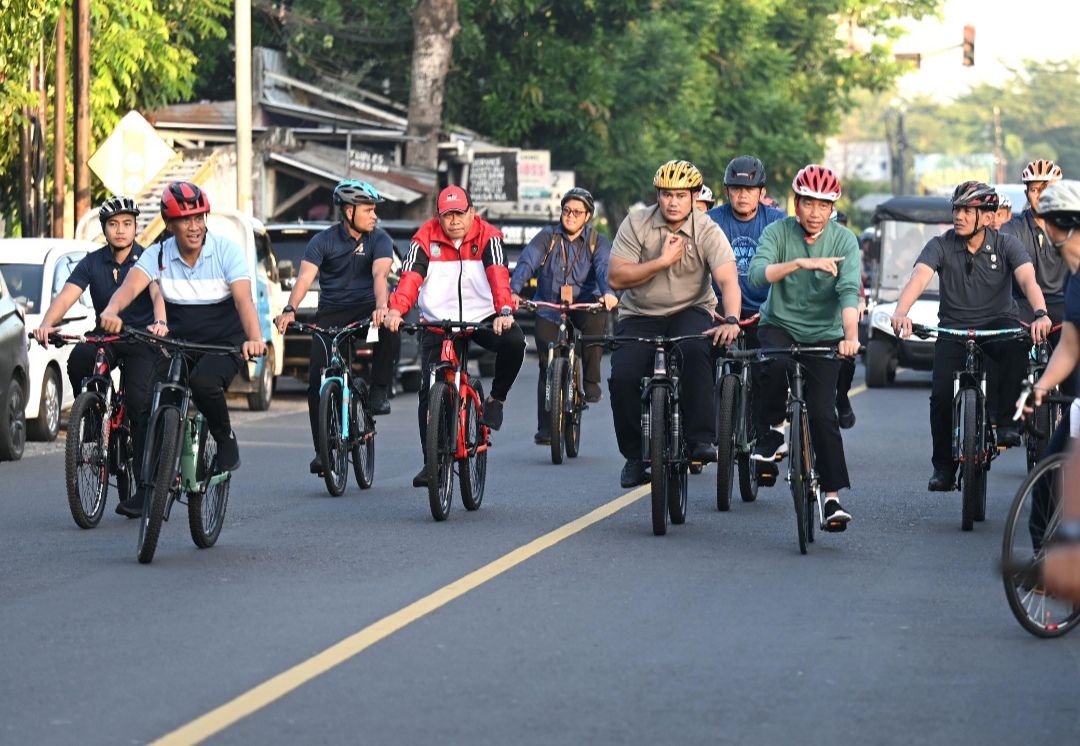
564;355;583;458
1025;400;1053;472
426;381;456;521
188;426;230;548
960;388;979;532
65;392;109;529
789;402;808;555
351;381;375;489
318;380;349;497
649;387;669;536
1002;453;1080;637
548;357;567;465
138;407;181;564
715;375;737;512
459;378;486;511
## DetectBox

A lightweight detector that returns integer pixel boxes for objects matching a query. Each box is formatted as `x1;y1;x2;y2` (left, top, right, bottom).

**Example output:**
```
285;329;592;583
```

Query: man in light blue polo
101;182;266;471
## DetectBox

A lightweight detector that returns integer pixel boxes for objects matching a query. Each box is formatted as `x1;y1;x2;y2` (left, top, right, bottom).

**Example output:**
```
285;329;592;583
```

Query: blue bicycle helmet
333;180;384;205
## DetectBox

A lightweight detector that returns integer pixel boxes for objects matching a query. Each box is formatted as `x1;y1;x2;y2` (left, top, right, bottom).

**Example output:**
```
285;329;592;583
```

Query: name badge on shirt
431;243;442;258
560;284;574;303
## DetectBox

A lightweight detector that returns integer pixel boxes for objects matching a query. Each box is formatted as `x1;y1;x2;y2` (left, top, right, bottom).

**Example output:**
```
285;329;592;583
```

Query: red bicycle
403;321;492;521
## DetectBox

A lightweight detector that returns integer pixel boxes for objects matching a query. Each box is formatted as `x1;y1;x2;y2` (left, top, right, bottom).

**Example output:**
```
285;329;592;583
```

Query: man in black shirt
33;197;167;517
891;182;1052;491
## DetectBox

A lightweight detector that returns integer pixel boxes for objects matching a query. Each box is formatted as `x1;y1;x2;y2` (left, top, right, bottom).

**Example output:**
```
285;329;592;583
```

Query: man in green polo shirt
748;164;861;531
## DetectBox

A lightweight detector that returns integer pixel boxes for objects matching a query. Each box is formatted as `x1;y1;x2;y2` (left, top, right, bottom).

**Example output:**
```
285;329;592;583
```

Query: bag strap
588;228;598;255
538;231;560;269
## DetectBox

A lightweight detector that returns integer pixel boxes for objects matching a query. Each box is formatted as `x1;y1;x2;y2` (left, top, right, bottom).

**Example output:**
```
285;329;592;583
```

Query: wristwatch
1052;520;1080;545
499;306;514;317
1034;309;1048;319
282;304;295;314
724;316;739;325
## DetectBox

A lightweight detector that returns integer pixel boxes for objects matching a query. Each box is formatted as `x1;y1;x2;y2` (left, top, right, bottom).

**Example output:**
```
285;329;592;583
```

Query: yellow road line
152;484;649;746
849;383;867;398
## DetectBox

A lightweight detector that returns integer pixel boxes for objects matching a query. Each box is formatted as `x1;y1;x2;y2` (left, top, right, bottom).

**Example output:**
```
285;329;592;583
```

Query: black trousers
532;311;608;435
836;356;856;403
608;308;714;460
929;317;1028;471
754;325;850;492
307;304;394;450
67;339;157;475
416;317;526;456
152;352;240;444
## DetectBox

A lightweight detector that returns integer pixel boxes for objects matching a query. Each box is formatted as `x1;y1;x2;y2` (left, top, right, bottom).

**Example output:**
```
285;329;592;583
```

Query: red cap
437;185;471;215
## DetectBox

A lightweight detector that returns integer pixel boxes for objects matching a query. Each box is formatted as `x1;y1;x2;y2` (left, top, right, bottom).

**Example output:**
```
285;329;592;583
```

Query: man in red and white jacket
385;186;526;487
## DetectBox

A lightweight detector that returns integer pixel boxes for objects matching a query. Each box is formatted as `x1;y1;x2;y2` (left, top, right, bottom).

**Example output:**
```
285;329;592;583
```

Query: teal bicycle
289;321;376;496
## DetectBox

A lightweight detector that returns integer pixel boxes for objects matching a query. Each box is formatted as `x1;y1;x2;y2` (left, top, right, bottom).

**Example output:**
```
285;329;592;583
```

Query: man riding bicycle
891;181;1052;491
274;180;396;477
100;182;267;472
509;186;618;444
606;159;741;488
33;196;167;517
383;185;526;487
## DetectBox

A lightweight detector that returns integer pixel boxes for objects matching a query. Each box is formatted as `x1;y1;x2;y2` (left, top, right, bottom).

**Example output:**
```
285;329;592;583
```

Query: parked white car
0;239;99;440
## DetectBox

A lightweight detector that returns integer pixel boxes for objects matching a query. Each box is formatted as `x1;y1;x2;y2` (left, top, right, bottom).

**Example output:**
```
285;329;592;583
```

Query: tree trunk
403;0;459;220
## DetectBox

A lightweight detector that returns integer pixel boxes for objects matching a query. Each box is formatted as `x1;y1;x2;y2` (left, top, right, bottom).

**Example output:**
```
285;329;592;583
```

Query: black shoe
836;398;856;429
369;386;391;416
309;455;324;476
115;487;144;519
215;431;241;472
928;468;956;492
480;397;504;431
584;383;603;403
412;468;428;488
620;458;649;488
534;431;551;445
751;429;787;462
822;498;851;532
690;442;716;463
997;425;1022;448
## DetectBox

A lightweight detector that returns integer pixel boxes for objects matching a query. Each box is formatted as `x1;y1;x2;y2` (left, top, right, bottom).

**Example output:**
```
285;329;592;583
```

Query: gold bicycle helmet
653;160;703;190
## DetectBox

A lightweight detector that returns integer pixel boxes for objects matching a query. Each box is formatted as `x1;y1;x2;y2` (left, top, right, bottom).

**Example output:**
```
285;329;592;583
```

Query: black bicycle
1022;322;1064;471
713;314;762;511
912;323;1027;531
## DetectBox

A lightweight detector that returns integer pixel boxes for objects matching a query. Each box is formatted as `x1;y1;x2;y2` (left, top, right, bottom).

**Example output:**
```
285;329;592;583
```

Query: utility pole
993;106;1006;184
235;0;253;216
54;8;67;237
73;0;91;221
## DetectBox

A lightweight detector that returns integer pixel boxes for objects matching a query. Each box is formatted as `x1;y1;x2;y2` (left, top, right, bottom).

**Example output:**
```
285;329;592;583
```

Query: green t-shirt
748;217;860;342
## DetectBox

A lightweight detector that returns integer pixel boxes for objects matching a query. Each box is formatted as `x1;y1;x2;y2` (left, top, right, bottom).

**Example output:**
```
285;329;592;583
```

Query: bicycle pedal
823;520;848;533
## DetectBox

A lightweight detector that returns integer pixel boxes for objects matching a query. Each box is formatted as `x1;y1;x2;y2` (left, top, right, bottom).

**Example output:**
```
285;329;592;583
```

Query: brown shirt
610;205;735;317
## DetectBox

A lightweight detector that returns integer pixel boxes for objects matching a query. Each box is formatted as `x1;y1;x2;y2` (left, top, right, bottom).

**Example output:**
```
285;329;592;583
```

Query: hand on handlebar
601;293;619;311
243;339;267;360
1030;315;1052;343
31;326;55;348
891;313;912;339
838;339;861;358
147;320;169;338
511;292;524;308
492;314;515;335
383;309;403;333
99;310;123;334
274;310;295;335
705;323;739;347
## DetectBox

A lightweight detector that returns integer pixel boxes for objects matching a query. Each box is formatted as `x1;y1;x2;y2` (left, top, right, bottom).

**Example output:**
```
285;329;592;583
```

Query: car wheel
865;338;896;388
0;378;27;461
28;367;61;441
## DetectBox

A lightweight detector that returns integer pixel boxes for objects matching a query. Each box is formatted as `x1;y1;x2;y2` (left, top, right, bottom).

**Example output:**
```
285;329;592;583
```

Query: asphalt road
2;360;1078;745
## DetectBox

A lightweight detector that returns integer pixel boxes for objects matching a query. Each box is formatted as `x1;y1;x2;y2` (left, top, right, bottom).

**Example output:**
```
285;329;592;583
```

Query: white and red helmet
791;164;842;202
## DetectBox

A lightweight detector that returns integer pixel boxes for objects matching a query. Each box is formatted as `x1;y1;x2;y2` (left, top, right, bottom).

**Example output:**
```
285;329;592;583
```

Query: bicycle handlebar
125;327;247;356
711;312;761;329
30;330;127;348
721;345;839;361
287;320;370;337
911;323;1026;341
580;333;707;347
1012;380;1077;436
399;320;495;335
521;300;604;313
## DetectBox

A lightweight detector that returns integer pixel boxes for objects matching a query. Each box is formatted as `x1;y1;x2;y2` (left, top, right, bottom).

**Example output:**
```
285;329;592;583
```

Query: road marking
152;484;650;745
850;384;867;398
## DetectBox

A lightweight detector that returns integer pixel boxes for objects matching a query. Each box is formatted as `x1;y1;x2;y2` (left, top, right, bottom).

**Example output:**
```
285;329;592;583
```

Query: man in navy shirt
274;180;395;477
33;196;166;517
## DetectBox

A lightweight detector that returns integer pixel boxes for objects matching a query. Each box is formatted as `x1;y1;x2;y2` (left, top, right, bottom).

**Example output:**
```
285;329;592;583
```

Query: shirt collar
647;205;694;237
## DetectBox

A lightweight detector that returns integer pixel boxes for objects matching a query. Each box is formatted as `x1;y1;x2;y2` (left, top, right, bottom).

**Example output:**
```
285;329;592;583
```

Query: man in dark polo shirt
891;181;1053;491
274;180;395;477
33;196;167;517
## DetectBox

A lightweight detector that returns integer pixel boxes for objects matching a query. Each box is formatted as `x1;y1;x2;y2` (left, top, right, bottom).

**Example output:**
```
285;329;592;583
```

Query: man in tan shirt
607;160;742;487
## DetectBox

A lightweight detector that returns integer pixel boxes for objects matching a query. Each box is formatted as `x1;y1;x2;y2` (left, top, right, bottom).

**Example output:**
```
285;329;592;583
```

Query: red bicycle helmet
791;165;842;202
160;181;211;219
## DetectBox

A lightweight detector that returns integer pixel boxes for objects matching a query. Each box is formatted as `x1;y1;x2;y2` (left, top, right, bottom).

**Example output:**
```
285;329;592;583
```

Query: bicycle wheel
1001;453;1080;638
959;388;978;532
113;418;136;509
789;402;808;555
350;381;375;490
65;392;109;529
1025;401;1053;471
803;415;816;545
649;387;668;536
425;381;456;521
548;357;567;465
738;369;759;502
668;440;688;524
714;375;737;512
138;407;181;564
318;379;349;497
564;355;583;458
459;378;486;511
188;426;230;548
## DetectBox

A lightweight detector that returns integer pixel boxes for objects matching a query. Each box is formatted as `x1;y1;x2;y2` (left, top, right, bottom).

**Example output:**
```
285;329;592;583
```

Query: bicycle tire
188;426;229;548
789;402;808;555
459;378;486;511
318;380;349;497
65;392;109;529
649;388;668;536
668;441;688;525
114;418;136;509
137;407;181;564
564;355;583;458
715;375;737;512
960;388;978;532
1001;452;1080;638
1025;401;1053;471
548;357;567;465
803;414;816;545
426;381;456;521
351;381;375;489
738;369;759;502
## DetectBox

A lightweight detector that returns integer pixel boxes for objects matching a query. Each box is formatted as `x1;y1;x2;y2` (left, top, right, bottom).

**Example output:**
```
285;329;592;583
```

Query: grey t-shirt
915;228;1030;327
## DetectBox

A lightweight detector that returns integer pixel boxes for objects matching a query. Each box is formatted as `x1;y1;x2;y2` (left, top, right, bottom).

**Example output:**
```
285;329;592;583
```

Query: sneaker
690;442;716;463
115;487;144;519
620;458;649;488
480;397;504;431
534;431;551;445
412;468;428;488
215;431;241;472
836;397;856;429
369;386;391;416
584;383;603;403
309;455;324;476
996;425;1022;448
751;429;787;462
928;468;956;492
822;498;851;532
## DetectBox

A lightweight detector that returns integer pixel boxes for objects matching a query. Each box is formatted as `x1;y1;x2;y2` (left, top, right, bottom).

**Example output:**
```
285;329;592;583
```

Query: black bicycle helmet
561;187;595;215
99;196;140;226
723;156;767;188
951;180;999;210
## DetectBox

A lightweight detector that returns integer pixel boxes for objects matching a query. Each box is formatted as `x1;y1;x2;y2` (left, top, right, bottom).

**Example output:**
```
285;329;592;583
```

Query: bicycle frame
313;323;366;443
525;301;601;414
432;331;488;460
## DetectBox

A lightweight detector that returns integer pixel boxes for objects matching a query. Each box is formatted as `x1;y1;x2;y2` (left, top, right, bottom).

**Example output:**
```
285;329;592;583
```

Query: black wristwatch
724;316;739;325
1034;309;1048;319
499;306;514;318
1052;521;1080;545
283;304;295;314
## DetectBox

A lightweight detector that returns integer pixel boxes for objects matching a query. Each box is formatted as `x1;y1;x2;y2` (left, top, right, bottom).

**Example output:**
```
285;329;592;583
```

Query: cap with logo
438;185;471;215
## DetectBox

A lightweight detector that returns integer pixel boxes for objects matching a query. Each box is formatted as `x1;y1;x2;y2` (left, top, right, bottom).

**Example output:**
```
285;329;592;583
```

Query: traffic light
962;25;975;66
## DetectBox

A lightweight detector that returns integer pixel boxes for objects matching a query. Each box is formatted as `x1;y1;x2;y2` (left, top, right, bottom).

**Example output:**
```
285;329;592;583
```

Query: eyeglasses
562;207;587;218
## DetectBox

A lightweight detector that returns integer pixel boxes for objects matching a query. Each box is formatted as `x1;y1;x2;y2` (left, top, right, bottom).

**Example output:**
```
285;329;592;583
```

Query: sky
890;0;1075;100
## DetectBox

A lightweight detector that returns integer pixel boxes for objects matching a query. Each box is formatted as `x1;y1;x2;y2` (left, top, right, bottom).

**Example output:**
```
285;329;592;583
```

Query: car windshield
0;263;44;312
876;220;947;301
